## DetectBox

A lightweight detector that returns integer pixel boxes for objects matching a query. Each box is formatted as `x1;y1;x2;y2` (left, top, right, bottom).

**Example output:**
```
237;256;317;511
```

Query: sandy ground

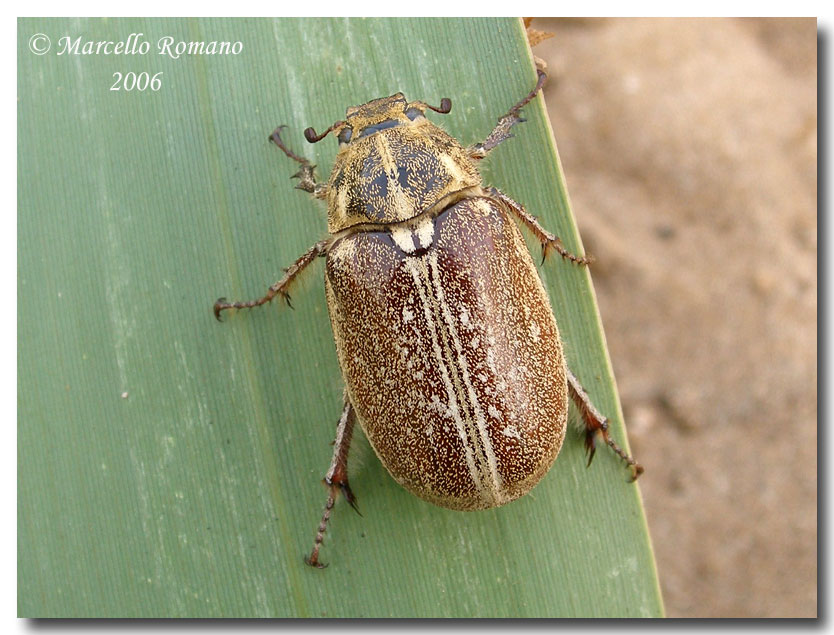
534;18;817;618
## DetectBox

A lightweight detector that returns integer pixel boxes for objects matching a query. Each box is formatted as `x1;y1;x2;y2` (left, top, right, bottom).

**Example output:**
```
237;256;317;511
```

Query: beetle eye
338;127;353;144
405;107;424;121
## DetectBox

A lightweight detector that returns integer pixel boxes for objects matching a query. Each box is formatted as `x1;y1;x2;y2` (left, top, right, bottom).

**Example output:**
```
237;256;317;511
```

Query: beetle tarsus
211;240;329;321
542;237;595;266
304;554;328;569
270;126;327;198
628;463;644;482
567;367;643;480
213;298;227;321
468;68;547;159
304;397;358;569
270;125;308;165
306;487;337;569
491;187;593;267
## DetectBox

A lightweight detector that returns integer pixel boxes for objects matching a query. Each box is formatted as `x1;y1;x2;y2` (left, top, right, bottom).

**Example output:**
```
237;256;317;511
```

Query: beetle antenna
304;120;345;144
426;98;452;114
408;98;452;115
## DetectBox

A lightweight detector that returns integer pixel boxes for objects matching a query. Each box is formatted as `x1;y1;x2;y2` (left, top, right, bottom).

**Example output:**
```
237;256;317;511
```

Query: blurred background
535;18;817;618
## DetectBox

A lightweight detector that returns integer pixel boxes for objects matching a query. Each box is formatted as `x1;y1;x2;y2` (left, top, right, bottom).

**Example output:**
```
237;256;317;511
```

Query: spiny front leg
306;394;360;569
468;68;547;160
566;367;643;481
269;126;328;199
491;188;594;266
213;239;329;320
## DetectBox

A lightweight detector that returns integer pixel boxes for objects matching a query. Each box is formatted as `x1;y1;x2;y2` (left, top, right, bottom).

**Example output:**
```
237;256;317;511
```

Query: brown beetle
214;70;641;568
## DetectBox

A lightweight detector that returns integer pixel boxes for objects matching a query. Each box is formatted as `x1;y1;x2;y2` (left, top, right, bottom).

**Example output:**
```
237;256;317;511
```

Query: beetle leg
491;188;594;266
213;239;329;320
306;395;359;569
468;69;547;160
566;367;643;481
269;126;328;199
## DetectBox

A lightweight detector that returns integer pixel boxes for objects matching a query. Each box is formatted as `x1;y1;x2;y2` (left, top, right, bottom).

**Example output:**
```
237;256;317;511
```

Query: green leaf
18;17;663;617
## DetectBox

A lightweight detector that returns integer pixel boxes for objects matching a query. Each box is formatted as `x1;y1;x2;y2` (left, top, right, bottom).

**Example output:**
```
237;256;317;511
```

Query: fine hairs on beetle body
214;68;642;568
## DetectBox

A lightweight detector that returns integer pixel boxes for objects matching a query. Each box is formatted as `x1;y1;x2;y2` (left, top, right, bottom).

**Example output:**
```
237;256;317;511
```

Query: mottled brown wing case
325;197;567;510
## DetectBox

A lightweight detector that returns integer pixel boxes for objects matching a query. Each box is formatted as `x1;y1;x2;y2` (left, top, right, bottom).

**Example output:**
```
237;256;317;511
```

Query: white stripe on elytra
414;214;435;249
390;215;436;255
390;225;417;253
403;257;486;497
427;250;503;503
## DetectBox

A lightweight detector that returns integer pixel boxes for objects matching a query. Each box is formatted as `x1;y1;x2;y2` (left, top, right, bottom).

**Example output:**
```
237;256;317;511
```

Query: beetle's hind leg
306;394;360;569
491;188;594;266
213;239;329;320
468;68;547;160
269;126;328;199
566;367;643;481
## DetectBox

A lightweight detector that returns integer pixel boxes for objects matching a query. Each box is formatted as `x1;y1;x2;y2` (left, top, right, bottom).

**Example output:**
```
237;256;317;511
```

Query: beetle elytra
214;69;642;568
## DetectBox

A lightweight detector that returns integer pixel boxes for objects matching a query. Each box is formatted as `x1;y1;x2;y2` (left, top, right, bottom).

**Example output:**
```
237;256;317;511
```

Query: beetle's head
304;93;452;148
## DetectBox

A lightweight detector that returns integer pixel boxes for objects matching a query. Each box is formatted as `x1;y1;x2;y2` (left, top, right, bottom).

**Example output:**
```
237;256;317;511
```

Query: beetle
214;69;642;568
